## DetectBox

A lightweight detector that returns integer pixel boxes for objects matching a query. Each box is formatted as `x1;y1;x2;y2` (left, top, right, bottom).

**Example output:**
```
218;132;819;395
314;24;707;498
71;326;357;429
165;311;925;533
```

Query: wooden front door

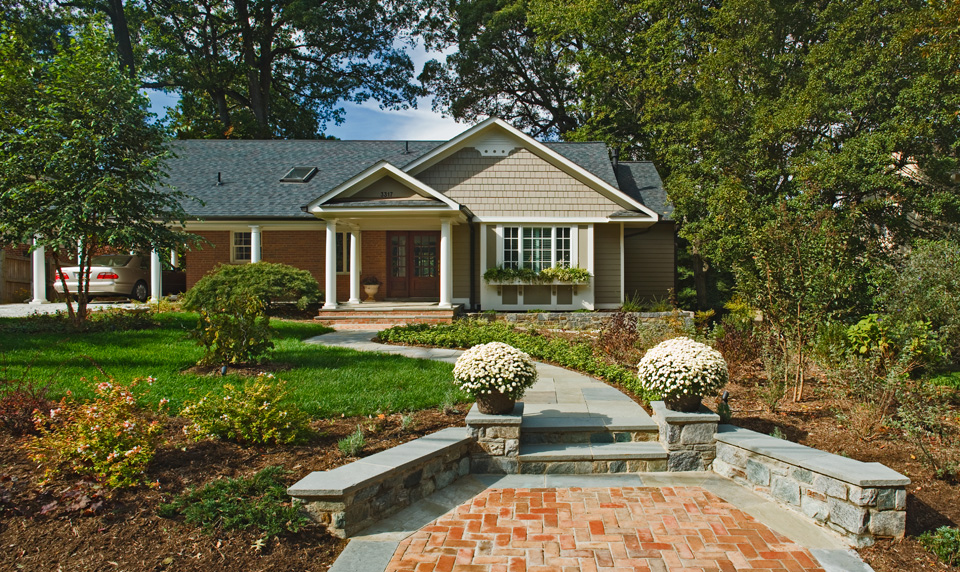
387;231;440;300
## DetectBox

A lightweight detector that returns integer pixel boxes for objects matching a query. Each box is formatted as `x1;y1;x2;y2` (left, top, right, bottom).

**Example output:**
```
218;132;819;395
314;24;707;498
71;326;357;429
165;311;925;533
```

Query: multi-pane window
336;232;351;273
233;231;251;262
502;226;574;271
503;227;520;269
522;227;552;272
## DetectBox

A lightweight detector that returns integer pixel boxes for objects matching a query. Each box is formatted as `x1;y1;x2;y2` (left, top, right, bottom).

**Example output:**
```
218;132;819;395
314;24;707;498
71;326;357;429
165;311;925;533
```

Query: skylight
280;166;318;183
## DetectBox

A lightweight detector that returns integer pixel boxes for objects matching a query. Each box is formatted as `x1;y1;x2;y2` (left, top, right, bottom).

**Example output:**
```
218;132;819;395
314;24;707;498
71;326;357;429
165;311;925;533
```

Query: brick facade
183;229;392;303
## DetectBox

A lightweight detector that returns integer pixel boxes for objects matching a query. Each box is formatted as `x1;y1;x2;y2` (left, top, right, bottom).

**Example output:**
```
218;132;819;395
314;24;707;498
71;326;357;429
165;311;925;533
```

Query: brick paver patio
385;486;826;572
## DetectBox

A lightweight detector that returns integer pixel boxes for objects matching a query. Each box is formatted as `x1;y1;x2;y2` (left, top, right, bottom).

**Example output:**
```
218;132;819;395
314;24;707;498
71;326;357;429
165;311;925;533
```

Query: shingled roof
164;139;668;219
615;162;673;220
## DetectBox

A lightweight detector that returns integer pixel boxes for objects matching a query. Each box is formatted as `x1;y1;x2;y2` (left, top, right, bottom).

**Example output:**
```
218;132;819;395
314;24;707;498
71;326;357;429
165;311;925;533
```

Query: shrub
919;526;960;566
158;466;308;538
180;374;310;445
0;376;52;436
182;261;322;312
337;425;365;457
28;378;163;488
453;342;538;400
632;337;728;402
0;307;157;335
878;238;960;361
191;293;274;365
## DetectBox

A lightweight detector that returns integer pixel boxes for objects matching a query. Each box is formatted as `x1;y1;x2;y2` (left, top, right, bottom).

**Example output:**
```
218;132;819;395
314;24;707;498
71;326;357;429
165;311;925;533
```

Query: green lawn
0;312;461;417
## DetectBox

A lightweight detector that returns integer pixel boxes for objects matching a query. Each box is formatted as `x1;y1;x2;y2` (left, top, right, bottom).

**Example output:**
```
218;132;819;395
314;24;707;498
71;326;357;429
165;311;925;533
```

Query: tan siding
485;225;497;269
350;177;428;200
417;148;624;217
594;223;622;305
452;223;471;300
578;225;588;265
624;223;675;301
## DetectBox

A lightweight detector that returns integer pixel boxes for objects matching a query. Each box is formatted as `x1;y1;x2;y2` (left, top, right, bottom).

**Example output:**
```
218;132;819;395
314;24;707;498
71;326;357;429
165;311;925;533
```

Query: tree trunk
105;0;137;78
235;0;271;138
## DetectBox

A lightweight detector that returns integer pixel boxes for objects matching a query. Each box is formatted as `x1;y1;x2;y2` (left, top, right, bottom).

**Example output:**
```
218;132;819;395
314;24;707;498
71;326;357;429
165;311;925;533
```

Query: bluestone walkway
304;331;874;572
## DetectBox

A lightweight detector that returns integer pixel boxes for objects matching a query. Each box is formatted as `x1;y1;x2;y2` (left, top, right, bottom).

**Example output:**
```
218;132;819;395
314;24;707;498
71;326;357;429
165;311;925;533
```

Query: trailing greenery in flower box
482;265;591;284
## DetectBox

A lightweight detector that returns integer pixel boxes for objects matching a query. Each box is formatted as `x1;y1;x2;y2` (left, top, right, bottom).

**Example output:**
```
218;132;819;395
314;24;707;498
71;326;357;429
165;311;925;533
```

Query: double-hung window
233;231;251;262
501;225;575;271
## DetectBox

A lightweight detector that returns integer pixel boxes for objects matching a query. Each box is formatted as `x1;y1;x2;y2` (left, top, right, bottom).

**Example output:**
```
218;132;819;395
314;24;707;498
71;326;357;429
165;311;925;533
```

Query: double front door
386;231;440;299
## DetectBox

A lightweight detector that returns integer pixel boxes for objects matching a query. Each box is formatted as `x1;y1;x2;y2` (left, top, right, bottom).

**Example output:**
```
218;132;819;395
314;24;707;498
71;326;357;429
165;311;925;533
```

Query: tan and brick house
164;118;675;313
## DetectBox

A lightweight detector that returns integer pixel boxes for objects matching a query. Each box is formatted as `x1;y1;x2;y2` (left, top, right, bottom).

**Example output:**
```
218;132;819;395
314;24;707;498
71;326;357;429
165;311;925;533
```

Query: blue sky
147;42;466;141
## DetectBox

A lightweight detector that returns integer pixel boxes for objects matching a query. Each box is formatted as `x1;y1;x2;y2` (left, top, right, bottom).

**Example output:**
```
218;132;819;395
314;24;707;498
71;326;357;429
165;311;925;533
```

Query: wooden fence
0;249;33;304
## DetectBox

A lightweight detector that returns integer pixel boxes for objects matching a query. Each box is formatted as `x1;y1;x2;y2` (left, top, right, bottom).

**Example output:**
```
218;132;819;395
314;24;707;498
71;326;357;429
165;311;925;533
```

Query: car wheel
132;281;149;303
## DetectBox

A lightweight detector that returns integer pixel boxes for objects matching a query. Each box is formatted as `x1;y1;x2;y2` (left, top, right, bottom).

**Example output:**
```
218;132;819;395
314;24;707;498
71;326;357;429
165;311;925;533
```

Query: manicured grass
0;312;461;418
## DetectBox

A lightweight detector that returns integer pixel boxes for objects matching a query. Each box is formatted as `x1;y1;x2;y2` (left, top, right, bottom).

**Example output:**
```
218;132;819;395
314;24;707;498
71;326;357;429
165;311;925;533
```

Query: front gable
306;161;461;217
404;119;658;221
416;146;629;219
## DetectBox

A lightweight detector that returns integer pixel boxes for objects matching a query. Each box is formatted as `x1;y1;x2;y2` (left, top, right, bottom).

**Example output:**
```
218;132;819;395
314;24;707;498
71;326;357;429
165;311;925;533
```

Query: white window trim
495;224;580;269
231;230;251;263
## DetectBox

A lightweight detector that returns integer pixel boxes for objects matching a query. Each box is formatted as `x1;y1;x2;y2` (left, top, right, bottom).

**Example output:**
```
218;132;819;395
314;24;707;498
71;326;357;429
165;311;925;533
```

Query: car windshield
90;255;132;267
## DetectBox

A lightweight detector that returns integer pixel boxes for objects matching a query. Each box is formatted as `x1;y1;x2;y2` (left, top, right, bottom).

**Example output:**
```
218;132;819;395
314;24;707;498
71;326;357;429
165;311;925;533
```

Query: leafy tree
420;0;582;138
0;25;192;325
734;203;866;401
137;0;428;138
531;0;960;310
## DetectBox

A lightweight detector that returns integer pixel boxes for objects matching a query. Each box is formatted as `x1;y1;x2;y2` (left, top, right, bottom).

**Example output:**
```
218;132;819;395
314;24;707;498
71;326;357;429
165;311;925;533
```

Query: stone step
517;442;669;474
315;314;456;327
520;415;659;445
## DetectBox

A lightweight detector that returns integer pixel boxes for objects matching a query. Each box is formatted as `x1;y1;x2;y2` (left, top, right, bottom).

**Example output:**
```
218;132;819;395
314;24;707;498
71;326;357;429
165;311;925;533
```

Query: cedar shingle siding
418;148;625;218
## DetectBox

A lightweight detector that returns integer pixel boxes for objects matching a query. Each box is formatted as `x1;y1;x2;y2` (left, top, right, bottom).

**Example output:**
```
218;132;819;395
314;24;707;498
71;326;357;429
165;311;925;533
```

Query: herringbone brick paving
386;486;826;572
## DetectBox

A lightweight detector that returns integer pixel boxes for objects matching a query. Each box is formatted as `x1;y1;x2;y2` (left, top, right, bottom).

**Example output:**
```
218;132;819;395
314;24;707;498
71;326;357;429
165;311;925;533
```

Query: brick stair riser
521;429;658;445
318;311;457;317
517;458;669;474
315;317;454;326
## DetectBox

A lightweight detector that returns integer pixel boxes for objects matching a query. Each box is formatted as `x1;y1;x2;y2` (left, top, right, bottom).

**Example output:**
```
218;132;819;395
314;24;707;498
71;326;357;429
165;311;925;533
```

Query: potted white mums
454;342;538;414
637;337;728;412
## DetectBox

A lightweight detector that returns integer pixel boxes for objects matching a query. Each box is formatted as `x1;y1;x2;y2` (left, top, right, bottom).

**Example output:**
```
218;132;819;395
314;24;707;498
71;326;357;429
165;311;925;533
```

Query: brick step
517;442;668;474
315;316;454;327
318;310;457;317
316;314;454;320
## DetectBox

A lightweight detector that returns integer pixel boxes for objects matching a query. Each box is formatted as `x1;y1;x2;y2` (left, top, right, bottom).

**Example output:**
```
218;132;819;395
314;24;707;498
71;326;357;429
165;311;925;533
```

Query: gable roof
307;161;461;213
403;118;657;218
164;129;670;220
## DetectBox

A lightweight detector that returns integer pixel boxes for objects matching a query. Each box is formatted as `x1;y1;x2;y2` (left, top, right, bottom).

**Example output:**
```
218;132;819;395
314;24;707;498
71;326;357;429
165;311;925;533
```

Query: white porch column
323;220;337;309
439;219;453;309
170;249;179;268
348;231;361;304
30;238;47;304
149;249;162;302
250;225;261;263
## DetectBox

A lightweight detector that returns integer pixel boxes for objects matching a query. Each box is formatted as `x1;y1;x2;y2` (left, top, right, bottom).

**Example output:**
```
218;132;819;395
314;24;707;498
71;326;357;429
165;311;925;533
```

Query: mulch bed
704;365;960;572
0;408;468;572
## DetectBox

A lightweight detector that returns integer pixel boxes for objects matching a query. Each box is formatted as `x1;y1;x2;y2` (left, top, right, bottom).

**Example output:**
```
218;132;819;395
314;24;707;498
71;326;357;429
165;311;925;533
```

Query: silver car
52;254;186;302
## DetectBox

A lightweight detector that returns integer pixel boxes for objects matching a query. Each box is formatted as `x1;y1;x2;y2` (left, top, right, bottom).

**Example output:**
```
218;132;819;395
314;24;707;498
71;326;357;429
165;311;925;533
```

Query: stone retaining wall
288;428;472;538
465;310;694;330
713;425;909;547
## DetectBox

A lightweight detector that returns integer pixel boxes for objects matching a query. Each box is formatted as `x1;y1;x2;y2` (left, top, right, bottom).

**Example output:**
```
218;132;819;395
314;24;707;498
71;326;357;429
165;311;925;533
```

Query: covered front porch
306;159;472;312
